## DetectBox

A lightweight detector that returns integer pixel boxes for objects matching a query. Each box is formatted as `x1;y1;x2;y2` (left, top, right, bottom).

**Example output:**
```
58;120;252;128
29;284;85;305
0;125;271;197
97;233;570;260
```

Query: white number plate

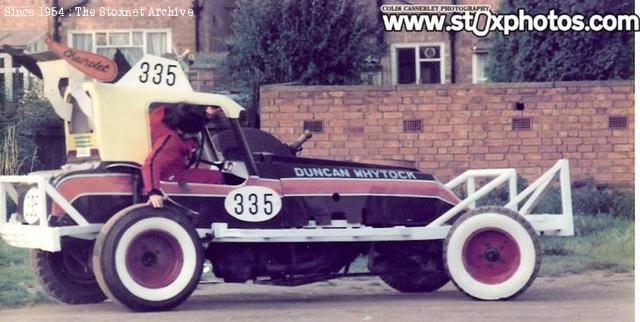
76;147;91;158
224;186;282;222
116;55;192;92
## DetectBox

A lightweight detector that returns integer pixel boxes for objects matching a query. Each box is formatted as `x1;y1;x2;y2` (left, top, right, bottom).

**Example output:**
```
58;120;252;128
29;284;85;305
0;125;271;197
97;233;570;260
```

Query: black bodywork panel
52;131;460;284
64;155;456;228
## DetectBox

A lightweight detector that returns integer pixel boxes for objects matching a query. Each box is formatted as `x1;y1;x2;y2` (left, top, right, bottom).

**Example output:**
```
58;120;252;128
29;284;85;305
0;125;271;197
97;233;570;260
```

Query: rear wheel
379;266;449;293
93;204;203;311
31;239;106;304
373;241;450;293
444;206;540;300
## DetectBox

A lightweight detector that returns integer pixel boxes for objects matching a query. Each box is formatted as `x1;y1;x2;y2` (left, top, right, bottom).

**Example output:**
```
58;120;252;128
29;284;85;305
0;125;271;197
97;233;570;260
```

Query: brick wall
260;81;634;187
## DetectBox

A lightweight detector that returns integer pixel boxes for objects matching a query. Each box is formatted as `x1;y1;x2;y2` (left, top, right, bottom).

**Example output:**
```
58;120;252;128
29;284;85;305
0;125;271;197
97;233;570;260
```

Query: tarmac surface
0;272;633;322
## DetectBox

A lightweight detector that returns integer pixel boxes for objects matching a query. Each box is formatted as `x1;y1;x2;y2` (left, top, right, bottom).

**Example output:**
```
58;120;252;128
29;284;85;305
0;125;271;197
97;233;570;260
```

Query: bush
572;180;634;219
0;89;61;175
532;179;634;220
466;175;530;208
459;176;634;220
488;0;634;82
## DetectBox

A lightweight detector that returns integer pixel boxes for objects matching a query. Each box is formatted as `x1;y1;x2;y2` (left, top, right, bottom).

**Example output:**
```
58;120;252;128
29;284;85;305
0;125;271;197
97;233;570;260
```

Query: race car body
0;44;574;311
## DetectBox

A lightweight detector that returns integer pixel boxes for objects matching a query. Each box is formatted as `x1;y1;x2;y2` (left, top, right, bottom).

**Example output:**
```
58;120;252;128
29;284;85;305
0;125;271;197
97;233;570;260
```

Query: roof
0;31;46;49
473;39;491;52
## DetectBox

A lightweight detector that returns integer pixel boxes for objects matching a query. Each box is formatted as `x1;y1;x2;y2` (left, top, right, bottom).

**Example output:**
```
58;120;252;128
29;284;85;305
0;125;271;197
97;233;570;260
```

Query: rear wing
5;39;244;164
5;38;245;122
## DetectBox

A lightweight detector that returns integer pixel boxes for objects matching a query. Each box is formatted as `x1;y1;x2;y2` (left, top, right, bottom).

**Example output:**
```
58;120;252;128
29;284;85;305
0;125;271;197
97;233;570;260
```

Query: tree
487;0;634;82
225;0;385;126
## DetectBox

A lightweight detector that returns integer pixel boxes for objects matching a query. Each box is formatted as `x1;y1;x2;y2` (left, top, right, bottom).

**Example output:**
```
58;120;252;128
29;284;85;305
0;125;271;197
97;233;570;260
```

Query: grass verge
540;214;634;276
0;243;49;309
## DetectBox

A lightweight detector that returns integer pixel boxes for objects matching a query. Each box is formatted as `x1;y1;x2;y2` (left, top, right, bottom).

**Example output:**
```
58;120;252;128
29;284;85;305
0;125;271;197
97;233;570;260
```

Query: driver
143;103;224;208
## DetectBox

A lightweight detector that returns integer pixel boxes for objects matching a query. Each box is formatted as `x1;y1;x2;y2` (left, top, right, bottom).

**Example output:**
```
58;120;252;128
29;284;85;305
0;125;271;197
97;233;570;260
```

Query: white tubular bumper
0;174;100;252
441;159;574;236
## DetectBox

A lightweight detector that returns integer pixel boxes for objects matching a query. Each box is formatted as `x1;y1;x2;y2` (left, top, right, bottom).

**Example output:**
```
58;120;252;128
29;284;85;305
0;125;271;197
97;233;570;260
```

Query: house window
0;53;27;105
473;51;488;83
68;29;171;65
391;43;444;85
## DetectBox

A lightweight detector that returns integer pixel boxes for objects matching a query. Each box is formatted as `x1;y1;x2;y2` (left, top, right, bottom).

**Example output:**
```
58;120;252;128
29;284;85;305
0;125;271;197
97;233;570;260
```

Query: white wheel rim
114;217;197;302
447;213;536;300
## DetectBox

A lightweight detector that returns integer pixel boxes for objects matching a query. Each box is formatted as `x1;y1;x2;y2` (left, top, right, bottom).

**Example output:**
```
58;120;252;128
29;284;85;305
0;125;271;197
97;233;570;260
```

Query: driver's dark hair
162;103;208;134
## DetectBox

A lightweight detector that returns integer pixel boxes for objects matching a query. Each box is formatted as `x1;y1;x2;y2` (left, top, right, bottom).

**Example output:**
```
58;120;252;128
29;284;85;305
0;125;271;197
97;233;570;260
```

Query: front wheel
93;204;203;311
444;206;540;300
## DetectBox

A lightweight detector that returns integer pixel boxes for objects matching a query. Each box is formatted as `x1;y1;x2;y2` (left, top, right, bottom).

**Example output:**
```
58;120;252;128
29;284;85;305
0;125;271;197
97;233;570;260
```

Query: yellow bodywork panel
82;82;244;164
39;54;245;165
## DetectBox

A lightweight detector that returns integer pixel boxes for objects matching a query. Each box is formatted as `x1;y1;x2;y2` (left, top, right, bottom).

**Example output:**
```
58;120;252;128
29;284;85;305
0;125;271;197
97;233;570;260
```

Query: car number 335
224;186;283;222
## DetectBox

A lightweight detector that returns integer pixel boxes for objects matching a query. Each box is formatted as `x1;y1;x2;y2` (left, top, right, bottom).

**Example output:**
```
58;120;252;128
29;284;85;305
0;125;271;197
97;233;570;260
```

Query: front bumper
0;173;102;252
0;218;102;252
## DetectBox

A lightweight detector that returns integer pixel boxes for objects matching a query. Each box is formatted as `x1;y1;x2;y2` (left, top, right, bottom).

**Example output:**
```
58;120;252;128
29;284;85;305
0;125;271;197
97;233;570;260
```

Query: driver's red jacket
142;106;223;195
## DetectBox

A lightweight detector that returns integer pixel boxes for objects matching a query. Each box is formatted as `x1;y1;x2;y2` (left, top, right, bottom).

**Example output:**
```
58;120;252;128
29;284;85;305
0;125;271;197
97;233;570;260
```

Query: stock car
0;49;575;311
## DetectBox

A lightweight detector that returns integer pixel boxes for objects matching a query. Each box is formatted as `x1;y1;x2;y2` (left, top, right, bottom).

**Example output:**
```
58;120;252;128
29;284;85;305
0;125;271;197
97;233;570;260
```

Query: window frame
0;53;30;104
67;28;173;62
390;42;445;85
472;50;488;84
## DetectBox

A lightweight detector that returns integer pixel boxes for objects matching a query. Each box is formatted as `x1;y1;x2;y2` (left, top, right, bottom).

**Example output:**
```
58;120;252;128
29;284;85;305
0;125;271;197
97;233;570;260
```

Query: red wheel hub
462;228;520;284
125;230;183;288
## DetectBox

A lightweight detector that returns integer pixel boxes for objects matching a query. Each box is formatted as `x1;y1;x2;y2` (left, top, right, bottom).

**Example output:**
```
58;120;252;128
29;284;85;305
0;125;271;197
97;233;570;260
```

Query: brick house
0;0;500;95
374;0;500;85
0;0;197;100
0;0;199;169
195;0;503;87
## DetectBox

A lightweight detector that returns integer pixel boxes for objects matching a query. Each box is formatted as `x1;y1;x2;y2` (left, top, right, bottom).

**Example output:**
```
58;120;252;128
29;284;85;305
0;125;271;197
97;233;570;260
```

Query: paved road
0;272;633;322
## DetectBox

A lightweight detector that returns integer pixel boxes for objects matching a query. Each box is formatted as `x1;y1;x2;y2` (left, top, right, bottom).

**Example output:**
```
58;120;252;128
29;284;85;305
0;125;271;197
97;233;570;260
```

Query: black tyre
380;268;449;293
93;204;203;311
444;206;541;300
374;241;450;293
31;239;107;304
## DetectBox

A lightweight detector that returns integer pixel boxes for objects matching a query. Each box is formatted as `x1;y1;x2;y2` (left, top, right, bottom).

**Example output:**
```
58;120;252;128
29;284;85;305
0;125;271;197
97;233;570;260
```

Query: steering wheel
188;130;224;170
